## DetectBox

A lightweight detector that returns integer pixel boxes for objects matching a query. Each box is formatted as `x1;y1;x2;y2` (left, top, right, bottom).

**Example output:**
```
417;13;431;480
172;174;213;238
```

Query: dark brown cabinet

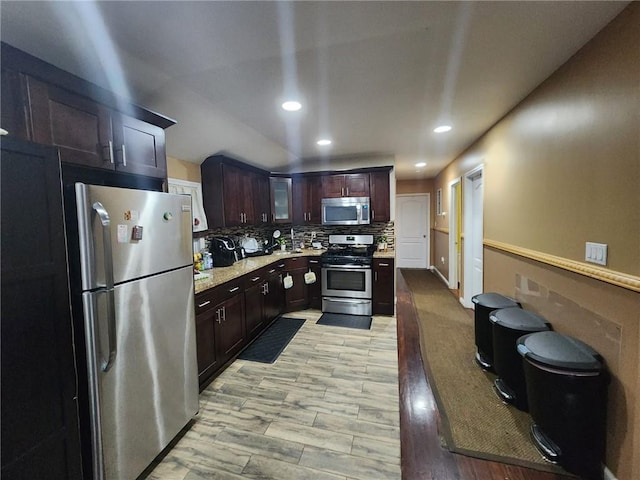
270;176;293;224
1;138;83;480
283;257;310;312
370;170;391;222
293;175;322;224
1;43;171;180
244;271;267;338
322;173;370;198
373;258;395;315
264;263;285;322
222;163;254;226
194;280;246;387
253;172;272;224
307;258;322;309
201;155;273;228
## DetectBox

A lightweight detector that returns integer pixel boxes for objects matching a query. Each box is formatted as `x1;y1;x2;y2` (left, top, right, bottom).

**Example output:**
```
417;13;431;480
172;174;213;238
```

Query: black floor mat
316;313;372;330
238;317;305;363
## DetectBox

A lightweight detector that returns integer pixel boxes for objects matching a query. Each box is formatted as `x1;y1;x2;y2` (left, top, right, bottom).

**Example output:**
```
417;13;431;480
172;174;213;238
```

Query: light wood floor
146;310;400;480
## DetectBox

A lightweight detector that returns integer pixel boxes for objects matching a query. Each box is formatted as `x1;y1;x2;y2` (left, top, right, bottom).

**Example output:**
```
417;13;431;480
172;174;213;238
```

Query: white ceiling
0;1;628;179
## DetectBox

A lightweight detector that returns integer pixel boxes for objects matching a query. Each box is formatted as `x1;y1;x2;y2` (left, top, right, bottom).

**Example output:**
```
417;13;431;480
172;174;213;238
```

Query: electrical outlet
441;256;445;264
585;242;607;266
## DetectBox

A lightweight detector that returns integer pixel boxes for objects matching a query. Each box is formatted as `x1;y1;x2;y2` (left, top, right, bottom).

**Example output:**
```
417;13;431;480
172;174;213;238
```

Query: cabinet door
216;292;246;362
292;177;305;224
113;113;167;179
0;67;29;140
284;257;309;312
307;258;322;309
370;171;390;222
1;138;83;480
345;173;370;197
373;258;395;315
321;175;344;198
26;76;114;170
253;173;271;225
270;177;292;223
195;309;218;385
222;165;245;226
245;275;266;339
306;176;323;223
265;265;285;321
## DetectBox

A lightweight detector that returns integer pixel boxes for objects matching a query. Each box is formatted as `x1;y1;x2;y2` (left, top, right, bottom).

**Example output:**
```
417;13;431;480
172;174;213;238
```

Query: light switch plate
585;242;607;266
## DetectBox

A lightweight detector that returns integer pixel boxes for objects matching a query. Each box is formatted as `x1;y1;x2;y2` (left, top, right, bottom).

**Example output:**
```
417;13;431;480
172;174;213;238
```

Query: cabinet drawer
284;257;308;270
195;280;243;315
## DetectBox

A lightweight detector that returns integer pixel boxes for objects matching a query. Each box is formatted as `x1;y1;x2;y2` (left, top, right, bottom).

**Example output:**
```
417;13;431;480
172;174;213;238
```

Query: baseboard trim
431;266;449;286
484;239;640;293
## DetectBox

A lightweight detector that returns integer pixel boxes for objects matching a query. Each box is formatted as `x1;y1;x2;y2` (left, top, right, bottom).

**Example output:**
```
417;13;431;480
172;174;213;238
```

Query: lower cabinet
194;254;329;387
283;257;309;312
373;258;395;315
244;271;267;338
195;280;246;388
308;258;322;310
264;263;285;322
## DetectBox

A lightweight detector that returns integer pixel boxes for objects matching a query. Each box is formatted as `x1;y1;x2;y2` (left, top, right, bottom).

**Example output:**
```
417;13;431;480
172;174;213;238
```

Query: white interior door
471;175;483;293
396;194;429;268
448;179;461;290
463;166;484;307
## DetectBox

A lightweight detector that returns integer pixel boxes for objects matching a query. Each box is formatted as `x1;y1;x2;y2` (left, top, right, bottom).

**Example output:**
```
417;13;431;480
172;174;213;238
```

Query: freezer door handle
92;201;117;371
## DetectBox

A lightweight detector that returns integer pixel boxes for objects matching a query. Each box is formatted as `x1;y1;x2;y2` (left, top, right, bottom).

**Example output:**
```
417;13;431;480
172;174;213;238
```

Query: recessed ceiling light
434;125;452;133
317;139;332;146
415;162;426;168
282;101;302;112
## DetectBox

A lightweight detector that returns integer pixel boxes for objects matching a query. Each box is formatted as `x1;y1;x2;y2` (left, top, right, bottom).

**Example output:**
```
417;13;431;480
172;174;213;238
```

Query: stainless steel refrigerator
75;183;198;480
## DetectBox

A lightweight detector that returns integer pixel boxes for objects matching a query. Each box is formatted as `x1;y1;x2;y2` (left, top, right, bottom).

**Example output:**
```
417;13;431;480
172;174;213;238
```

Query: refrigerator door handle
92;201;117;371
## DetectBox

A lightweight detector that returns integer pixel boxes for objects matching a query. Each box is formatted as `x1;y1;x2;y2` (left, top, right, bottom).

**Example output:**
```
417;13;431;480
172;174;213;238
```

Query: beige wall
430;4;640;478
167;156;201;183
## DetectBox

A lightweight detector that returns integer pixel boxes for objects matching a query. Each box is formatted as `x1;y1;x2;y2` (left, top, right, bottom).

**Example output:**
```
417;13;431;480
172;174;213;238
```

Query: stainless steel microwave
321;197;370;225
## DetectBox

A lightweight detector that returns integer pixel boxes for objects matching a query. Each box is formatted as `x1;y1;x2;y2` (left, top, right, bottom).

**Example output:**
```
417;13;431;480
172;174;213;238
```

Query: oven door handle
323;297;371;305
322;264;370;270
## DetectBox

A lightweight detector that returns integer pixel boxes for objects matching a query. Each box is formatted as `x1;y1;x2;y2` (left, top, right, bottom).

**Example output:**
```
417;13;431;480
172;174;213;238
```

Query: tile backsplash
198;222;395;252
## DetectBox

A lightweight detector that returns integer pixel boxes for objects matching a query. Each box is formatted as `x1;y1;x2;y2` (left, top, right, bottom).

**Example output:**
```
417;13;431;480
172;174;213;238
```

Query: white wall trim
448;177;461;290
430;266;449;286
462;164;484;306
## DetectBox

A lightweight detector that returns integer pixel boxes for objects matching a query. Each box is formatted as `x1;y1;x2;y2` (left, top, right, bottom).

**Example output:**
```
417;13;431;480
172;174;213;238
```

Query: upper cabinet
270;177;292;224
370;170;391;222
0;43;173;180
201;155;272;228
292;175;322;224
322;173;370;198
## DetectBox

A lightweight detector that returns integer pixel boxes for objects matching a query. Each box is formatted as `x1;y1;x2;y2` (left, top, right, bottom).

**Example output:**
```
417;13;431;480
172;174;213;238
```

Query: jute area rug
401;269;567;474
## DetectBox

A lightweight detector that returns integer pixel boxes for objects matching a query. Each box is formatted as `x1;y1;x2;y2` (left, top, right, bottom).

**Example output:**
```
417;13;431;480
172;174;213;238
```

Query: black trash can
489;307;550;411
517;331;609;480
471;293;520;370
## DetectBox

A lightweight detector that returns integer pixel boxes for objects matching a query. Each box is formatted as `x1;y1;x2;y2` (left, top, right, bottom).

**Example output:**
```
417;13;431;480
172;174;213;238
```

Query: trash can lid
471;292;519;309
489;307;551;332
516;331;603;373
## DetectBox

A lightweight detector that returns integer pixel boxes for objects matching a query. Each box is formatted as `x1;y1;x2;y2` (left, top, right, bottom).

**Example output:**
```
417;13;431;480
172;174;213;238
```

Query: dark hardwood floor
397;269;574;480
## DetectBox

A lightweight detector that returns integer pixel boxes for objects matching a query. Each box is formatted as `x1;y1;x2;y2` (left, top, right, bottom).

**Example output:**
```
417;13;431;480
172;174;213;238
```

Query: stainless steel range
321;234;375;315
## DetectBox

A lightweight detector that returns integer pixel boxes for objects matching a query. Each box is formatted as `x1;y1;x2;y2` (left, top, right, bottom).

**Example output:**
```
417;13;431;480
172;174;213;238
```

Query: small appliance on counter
210;237;237;267
240;236;264;257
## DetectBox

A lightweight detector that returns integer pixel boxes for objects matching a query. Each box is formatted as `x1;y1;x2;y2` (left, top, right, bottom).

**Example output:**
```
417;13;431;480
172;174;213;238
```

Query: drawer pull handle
268;269;276;274
309;260;318;264
251;276;260;282
198;300;211;308
379;263;389;267
229;286;240;293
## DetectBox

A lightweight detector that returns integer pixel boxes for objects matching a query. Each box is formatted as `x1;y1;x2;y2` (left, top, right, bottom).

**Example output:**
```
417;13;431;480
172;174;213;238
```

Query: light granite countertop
194;249;324;294
194;248;396;294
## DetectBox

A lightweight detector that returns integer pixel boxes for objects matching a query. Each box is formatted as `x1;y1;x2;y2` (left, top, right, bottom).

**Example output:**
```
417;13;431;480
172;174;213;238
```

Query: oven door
321;265;372;299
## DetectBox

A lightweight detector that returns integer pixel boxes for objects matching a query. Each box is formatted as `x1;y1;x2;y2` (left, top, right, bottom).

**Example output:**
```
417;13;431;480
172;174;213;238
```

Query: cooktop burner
321;234;376;266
